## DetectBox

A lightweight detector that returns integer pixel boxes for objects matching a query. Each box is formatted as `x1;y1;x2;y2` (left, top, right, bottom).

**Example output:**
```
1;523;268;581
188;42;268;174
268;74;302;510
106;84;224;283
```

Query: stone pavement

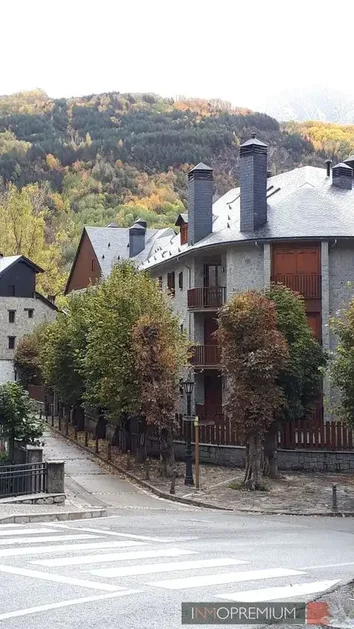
42;429;190;512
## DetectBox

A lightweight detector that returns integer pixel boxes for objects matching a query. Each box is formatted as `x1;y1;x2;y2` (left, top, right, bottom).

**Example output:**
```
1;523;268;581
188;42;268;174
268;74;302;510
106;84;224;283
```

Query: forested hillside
0;89;353;295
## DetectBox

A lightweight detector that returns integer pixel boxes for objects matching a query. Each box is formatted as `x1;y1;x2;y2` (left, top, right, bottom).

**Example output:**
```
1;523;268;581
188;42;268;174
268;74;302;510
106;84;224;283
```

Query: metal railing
0;462;48;499
187;287;226;310
272;274;321;299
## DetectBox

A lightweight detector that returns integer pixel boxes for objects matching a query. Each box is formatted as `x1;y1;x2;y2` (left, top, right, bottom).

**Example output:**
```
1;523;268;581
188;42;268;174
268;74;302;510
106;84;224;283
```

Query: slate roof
0;255;43;276
140;165;354;271
85;226;175;278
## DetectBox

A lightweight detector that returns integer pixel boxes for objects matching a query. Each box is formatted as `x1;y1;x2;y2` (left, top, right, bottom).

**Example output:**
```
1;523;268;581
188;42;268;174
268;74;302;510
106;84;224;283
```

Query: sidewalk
41;429;188;512
48;420;354;515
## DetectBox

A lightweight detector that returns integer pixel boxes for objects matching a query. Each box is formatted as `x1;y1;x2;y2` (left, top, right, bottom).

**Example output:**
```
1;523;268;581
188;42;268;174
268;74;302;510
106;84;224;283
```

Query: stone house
67;136;354;425
0;255;57;384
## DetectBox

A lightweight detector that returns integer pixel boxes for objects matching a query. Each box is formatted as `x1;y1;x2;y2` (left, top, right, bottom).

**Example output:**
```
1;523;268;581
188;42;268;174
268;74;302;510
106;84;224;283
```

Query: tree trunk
72;405;85;431
263;422;279;478
159;426;176;478
243;434;263;490
135;417;147;463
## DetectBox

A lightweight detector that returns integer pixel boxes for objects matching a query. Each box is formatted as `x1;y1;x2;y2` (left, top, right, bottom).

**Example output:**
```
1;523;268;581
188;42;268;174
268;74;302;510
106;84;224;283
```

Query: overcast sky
2;0;353;108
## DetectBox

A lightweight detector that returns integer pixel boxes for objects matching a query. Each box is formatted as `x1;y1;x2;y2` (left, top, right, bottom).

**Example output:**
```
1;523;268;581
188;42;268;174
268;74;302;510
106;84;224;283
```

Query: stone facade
0;294;56;382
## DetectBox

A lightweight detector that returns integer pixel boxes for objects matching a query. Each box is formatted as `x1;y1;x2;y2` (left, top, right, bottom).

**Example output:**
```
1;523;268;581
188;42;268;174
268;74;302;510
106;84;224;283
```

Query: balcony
187;287;226;311
190;345;221;368
271;274;321;299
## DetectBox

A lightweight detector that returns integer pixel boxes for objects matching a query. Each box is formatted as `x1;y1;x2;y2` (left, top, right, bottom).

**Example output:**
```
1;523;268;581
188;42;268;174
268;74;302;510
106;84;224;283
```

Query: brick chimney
129;219;147;257
240;134;268;231
188;163;213;246
332;162;353;190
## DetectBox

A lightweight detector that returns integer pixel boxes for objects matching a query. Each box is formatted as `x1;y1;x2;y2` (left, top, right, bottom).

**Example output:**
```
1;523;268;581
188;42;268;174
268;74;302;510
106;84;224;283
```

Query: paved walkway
42;429;187;512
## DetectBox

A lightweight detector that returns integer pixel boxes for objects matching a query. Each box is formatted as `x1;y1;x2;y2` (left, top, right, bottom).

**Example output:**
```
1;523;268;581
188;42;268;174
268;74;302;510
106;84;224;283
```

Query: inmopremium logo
181;601;330;625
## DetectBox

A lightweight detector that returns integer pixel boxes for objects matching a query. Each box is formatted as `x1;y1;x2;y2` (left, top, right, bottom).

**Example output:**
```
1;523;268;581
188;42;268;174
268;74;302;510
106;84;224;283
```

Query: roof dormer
175;213;188;245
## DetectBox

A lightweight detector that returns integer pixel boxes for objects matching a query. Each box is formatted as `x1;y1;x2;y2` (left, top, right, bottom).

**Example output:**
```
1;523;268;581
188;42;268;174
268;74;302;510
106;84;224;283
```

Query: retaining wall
79;415;354;473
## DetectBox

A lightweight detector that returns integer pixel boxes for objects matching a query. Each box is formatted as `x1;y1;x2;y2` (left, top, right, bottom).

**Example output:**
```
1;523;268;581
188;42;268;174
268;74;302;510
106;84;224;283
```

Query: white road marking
0;589;141;621
217;580;341;602
0;564;124;592
0;539;145;558
0;527;55;536
0;524;21;528
301;561;354;570
92;558;248;578
34;547;196;567
42;523;198;543
0;534;101;546
149;568;306;590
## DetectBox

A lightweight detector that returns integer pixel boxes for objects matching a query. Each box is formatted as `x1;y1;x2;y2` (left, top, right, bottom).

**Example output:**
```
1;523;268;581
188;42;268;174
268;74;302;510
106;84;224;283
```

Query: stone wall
146;438;354;473
0;294;56;367
226;243;264;295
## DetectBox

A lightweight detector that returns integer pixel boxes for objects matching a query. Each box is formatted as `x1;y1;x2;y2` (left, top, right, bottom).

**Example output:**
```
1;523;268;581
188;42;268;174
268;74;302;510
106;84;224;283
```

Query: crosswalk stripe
0;540;145;558
148;568;306;590
0;564;125;592
42;524;199;543
216;580;341;602
33;547;196;567
0;589;142;621
0;527;55;537
92;558;248;578
0;524;21;528
0;534;101;546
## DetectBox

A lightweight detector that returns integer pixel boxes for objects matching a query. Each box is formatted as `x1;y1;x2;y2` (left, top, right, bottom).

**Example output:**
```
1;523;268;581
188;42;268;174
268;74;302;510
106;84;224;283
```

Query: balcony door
204;264;221;288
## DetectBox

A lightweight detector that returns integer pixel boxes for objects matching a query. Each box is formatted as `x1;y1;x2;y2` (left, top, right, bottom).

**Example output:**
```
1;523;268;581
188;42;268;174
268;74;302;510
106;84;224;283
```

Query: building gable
0;257;42;298
65;229;101;294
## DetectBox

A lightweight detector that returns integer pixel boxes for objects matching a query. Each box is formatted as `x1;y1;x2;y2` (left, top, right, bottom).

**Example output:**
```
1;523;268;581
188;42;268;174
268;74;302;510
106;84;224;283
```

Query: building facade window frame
8;310;16;323
167;271;175;296
8;336;16;350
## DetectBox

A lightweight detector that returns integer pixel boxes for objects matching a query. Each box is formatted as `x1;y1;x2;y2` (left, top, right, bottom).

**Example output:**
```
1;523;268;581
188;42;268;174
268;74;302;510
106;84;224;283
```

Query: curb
0;508;107;524
49;425;354;517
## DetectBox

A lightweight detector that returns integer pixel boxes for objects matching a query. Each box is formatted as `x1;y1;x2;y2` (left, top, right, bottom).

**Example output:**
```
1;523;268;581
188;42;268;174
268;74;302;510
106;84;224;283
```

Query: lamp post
182;374;195;486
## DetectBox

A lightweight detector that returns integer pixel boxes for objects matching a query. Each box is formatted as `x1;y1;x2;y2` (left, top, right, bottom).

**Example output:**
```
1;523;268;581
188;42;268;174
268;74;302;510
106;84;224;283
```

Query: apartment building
0;255;57;383
67;136;354;423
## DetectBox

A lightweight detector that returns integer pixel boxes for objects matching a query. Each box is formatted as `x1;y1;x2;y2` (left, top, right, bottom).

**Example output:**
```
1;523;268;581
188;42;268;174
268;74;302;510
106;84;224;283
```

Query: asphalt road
1;505;354;628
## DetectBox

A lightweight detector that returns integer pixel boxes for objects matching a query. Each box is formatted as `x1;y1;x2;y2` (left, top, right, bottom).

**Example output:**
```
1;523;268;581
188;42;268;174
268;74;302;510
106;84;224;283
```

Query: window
167;272;175;296
158;276;163;290
91;259;96;271
180;223;188;245
27;309;34;319
178;271;183;290
8;310;15;323
8;336;15;350
8;285;15;296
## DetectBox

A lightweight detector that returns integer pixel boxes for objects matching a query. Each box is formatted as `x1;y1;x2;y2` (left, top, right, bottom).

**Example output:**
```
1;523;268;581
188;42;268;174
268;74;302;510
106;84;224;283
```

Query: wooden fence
174;415;354;451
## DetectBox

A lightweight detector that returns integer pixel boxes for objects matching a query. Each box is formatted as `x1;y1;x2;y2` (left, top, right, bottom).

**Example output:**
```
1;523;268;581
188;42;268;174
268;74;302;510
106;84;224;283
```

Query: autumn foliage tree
132;314;189;476
216;292;289;490
263;285;326;477
329;299;354;426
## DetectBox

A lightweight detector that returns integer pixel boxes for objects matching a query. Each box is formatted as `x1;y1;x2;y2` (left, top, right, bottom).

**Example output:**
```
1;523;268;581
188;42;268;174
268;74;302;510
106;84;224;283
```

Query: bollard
95;437;99;454
107;443;112;461
145;459;150;481
127;451;131;470
332;484;338;512
58;416;62;431
51;415;54;427
74;427;78;441
170;470;177;495
65;420;69;436
85;432;88;447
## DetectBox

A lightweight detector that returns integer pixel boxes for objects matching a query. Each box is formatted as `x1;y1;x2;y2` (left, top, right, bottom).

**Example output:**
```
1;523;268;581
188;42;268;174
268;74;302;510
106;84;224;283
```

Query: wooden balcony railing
190;345;221;368
187;287;226;310
271;274;321;299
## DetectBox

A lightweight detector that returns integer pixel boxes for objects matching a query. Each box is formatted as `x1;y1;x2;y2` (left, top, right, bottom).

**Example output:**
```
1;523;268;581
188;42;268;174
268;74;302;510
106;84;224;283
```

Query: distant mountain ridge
261;87;354;124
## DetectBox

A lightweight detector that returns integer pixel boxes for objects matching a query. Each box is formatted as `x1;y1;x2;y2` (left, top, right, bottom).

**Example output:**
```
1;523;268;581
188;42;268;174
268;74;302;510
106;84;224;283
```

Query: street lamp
182;373;195;486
